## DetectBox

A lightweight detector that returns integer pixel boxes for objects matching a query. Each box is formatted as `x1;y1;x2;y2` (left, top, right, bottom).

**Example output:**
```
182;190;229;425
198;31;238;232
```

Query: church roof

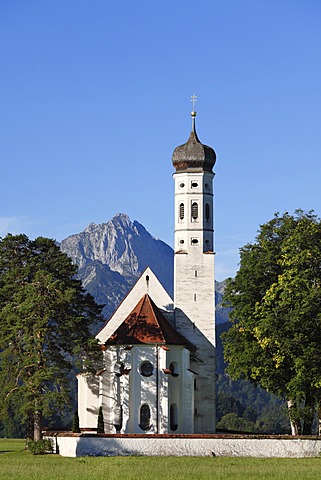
172;112;216;173
105;294;189;347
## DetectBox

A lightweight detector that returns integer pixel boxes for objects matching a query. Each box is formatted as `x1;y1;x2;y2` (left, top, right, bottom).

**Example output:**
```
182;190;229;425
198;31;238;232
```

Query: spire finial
190;94;197;131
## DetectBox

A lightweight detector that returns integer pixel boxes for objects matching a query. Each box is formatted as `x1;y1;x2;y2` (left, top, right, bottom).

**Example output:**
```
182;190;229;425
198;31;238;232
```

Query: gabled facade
78;111;216;434
78;268;194;434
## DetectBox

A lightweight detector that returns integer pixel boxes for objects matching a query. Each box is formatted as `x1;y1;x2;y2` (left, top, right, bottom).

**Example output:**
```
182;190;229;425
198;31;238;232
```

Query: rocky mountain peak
60;213;227;327
60;214;174;321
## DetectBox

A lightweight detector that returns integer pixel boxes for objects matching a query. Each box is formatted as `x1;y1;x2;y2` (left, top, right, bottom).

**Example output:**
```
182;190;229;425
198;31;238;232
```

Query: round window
140;361;153;377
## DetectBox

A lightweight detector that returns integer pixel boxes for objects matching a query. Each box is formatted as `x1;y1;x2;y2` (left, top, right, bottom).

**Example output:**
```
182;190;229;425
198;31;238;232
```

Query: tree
0;234;103;441
72;410;80;433
222;210;321;435
97;406;104;433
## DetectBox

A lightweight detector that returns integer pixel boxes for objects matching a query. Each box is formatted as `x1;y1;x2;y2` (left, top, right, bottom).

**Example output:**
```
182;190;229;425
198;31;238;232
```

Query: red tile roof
105;294;189;347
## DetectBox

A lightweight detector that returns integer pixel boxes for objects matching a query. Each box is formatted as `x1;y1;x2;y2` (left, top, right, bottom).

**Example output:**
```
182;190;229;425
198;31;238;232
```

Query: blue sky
1;1;321;280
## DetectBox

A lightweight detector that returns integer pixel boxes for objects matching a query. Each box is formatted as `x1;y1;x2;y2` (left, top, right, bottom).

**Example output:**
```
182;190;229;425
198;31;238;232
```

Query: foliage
216;373;290;434
97;406;105;433
0;234;104;441
72;410;80;433
27;439;53;455
222;210;321;434
2;439;321;480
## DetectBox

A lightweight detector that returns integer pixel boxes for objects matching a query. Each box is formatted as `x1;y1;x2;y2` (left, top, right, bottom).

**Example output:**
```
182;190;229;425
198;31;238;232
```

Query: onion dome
172;111;216;173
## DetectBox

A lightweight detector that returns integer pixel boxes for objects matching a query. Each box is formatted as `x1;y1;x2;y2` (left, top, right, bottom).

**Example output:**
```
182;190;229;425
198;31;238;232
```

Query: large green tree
222;210;321;435
0;234;103;440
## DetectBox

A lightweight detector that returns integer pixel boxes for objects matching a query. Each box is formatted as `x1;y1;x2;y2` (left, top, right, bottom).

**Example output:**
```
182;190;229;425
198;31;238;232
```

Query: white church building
78;109;216;434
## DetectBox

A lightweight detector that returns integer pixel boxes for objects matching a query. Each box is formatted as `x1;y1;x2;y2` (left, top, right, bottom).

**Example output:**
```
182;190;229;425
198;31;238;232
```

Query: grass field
1;439;321;479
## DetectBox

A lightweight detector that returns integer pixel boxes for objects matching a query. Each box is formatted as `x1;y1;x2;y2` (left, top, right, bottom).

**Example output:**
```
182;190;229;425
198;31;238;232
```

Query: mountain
60;213;228;329
60;213;174;323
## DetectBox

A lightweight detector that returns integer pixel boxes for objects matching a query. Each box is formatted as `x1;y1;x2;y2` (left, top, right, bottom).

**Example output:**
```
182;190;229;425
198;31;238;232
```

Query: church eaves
105;294;189;347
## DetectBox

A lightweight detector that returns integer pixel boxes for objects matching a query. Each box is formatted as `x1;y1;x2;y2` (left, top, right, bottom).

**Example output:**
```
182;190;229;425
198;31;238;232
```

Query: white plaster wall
97;344;194;435
174;252;215;345
132;346;158;434
158;348;169;433
77;375;100;429
167;346;194;434
53;435;321;458
174;251;216;434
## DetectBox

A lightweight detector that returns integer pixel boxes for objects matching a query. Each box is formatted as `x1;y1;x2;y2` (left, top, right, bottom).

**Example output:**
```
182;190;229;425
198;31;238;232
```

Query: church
77;107;216;434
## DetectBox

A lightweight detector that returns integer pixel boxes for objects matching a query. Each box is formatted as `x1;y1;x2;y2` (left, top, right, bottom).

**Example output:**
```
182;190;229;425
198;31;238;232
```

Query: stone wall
47;434;321;458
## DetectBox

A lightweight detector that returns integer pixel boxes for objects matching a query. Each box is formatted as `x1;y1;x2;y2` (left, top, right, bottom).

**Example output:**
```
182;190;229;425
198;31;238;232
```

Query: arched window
191;202;198;220
140;361;153;377
139;404;151;431
205;203;210;222
179;203;184;220
169;361;179;377
170;403;178;431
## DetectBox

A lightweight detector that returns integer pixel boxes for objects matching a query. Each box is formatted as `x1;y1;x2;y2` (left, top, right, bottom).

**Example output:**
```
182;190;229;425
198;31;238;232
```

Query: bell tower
172;100;216;433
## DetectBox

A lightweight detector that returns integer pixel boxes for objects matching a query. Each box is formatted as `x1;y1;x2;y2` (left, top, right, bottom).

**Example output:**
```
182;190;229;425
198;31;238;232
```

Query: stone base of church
45;432;321;458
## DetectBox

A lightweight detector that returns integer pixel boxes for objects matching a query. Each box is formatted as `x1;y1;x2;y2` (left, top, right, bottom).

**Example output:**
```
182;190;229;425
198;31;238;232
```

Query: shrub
72;410;80;433
97;406;104;433
27;439;54;455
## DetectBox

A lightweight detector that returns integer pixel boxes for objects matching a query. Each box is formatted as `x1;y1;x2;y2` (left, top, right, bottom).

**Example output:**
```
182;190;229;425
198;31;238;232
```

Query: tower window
205;203;210;222
205;183;210;190
139;404;151;431
170;403;178;431
179;182;185;188
191;181;198;188
140;361;153;377
179;239;184;244
179;203;185;220
191;238;199;245
191;202;198;220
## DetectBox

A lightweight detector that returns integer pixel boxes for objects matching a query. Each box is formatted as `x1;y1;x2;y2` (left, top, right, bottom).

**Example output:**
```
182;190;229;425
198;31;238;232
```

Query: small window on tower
191;238;199;245
179;239;184;244
179;182;185;188
191;181;198;188
205;203;210;222
191;202;198;220
205;183;210;190
179;203;185;220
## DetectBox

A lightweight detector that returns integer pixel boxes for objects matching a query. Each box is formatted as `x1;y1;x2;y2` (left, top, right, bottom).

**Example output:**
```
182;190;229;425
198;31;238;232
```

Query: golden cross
190;94;198;110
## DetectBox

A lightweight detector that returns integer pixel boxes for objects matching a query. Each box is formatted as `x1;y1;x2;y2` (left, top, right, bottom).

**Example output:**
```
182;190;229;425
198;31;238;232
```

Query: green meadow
1;439;321;480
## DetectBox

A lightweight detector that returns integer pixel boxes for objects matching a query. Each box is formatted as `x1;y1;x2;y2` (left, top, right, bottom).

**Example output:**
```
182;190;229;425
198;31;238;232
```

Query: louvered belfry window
191;202;198;220
179;203;185;220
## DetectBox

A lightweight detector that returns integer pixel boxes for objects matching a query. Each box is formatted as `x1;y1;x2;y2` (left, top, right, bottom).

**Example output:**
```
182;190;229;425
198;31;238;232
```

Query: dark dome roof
172;114;216;173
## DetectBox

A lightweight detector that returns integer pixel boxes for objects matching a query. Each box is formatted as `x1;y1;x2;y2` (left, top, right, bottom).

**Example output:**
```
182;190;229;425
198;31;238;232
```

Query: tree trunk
302;394;315;435
26;414;34;441
33;410;42;441
287;400;302;435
